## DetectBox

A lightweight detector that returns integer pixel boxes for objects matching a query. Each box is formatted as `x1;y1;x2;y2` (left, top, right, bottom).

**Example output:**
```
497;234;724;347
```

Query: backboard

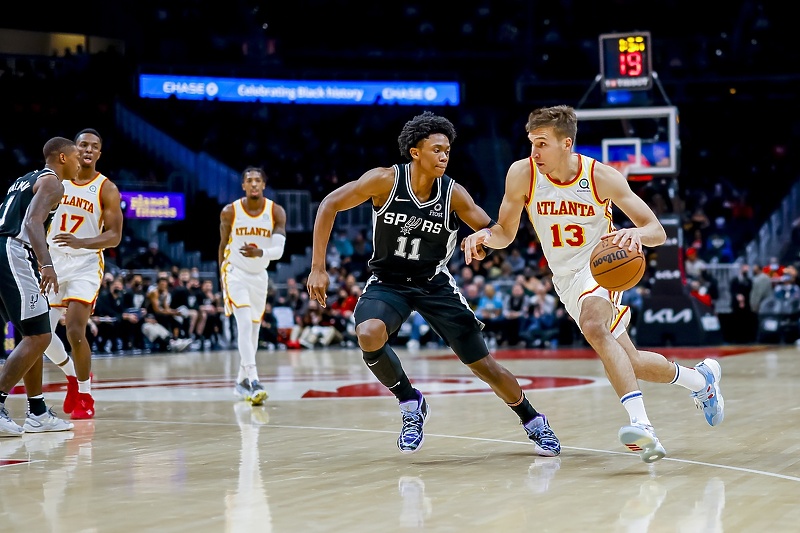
574;106;679;180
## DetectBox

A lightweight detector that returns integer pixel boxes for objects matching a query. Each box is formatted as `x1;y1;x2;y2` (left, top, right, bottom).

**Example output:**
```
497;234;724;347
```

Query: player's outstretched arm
307;167;394;307
462;159;530;264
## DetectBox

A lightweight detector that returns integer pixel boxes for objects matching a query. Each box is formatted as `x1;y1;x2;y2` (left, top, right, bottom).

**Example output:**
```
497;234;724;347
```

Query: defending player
44;129;123;420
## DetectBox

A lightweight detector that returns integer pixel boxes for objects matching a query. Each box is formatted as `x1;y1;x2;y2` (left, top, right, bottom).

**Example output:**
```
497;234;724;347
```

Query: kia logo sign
643;308;693;323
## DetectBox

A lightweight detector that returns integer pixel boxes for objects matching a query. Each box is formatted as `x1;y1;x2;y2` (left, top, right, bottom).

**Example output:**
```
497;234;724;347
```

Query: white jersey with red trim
525;154;615;277
223;198;276;273
47;172;108;257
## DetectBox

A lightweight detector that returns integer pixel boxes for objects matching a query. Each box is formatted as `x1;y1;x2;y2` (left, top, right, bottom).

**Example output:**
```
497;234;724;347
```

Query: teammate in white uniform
44;129;123;420
462;105;724;463
219;167;286;406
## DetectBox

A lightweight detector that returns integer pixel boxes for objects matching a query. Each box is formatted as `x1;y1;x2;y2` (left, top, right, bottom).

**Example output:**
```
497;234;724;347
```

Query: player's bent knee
356;319;388;351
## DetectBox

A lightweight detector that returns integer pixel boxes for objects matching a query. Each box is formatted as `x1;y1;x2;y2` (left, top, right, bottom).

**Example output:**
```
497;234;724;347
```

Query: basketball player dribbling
462;105;725;463
306;111;560;457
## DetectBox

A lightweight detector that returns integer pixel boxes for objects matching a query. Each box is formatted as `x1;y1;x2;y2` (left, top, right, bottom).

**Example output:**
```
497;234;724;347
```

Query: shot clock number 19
599;32;653;91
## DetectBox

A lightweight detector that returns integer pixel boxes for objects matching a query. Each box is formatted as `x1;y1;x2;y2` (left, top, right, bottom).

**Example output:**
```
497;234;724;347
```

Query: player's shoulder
585;158;623;180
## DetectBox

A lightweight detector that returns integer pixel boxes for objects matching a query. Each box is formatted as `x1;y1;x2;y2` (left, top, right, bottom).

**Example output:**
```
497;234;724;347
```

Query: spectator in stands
146;275;192;351
764;256;785;280
500;282;529;346
170;268;200;341
259;302;280;349
197;279;224;349
689;279;713;308
506;247;526;275
121;273;148;351
126;241;173;270
704;218;735;263
728;263;755;343
294;299;340;348
329;285;359;344
475;284;505;347
749;263;773;313
93;276;126;353
348;229;373;280
774;266;800;300
684;248;707;281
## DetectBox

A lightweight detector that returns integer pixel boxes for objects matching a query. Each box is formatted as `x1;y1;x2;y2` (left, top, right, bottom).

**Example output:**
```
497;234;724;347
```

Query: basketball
589;237;645;291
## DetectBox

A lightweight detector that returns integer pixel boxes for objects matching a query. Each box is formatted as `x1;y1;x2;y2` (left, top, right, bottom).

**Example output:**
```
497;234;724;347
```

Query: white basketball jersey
47;172;108;256
224;198;276;273
525;154;615;277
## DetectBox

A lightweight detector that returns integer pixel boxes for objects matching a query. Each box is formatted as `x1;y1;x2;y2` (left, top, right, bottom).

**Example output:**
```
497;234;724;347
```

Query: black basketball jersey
0;169;58;243
369;164;459;279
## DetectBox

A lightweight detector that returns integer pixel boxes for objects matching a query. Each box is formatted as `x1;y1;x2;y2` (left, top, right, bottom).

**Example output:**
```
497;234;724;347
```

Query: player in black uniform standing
0;137;79;436
307;112;560;456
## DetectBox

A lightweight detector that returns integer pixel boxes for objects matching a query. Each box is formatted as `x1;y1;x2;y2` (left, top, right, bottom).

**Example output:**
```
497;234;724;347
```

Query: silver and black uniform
0;169;56;335
354;163;489;364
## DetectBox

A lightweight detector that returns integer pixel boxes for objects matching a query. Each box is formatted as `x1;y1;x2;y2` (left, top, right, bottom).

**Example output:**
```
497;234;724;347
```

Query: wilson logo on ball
592;249;630;267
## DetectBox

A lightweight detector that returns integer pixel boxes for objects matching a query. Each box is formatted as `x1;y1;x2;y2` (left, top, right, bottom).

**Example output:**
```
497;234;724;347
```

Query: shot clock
599;32;653;91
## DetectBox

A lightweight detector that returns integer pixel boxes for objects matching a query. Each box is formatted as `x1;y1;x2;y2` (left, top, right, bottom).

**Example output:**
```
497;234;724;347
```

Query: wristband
39;264;54;270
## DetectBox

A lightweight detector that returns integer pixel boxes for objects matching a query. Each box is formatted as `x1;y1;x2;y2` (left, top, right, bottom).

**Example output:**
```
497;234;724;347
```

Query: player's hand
239;244;262;257
462;228;491;265
39;265;58;295
307;270;330;308
460;238;487;262
53;233;82;249
607;229;642;253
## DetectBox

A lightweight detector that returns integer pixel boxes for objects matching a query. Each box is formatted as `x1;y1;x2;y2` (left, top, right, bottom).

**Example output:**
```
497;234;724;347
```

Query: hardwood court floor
1;343;799;532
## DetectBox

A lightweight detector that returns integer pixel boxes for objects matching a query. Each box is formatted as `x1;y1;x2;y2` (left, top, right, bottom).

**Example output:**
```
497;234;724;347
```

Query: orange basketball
589;237;645;291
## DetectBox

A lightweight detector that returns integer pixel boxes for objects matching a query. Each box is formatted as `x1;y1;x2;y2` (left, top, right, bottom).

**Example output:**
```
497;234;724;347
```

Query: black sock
0;391;8;405
363;345;416;402
28;395;47;416
507;392;539;424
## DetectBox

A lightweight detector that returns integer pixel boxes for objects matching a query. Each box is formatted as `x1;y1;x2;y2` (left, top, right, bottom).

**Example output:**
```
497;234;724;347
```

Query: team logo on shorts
29;294;39;310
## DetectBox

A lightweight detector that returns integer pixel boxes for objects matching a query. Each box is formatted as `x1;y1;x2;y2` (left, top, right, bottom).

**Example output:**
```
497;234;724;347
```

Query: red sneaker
70;393;95;420
63;376;79;414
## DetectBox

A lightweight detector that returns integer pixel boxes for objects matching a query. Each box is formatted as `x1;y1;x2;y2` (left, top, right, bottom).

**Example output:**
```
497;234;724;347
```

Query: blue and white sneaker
397;391;430;454
692;358;724;426
619;422;666;463
523;414;561;457
0;406;24;437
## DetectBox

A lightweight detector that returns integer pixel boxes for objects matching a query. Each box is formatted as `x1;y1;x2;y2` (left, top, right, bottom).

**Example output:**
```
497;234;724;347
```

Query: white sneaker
169;338;193;352
23;408;74;433
0;406;24;437
619;422;666;463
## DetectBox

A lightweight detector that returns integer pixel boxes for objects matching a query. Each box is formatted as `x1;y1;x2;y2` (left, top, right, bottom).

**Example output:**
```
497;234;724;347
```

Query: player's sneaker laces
619;421;666;463
70;393;95;420
691;358;724;426
23;407;74;433
0;406;24;437
523;414;561;457
397;391;430;454
234;379;252;401
249;380;268;406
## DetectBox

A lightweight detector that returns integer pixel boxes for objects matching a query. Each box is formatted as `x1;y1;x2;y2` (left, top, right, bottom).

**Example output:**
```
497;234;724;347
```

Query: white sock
44;309;75;376
78;378;92;394
670;363;706;392
233;306;257;368
246;364;259;384
621;390;651;426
